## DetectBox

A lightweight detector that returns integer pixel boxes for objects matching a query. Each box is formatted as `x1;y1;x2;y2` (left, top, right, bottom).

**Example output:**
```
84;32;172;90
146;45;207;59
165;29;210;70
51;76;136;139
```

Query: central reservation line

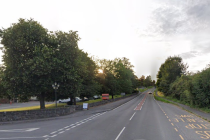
129;112;136;120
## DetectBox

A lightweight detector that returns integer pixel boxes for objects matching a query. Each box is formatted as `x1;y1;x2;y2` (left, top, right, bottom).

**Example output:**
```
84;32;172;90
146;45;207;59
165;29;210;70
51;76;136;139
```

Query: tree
78;51;101;100
138;75;145;87
190;67;210;107
144;75;152;87
156;56;188;95
96;57;138;98
0;19;82;108
50;30;82;105
0;18;52;109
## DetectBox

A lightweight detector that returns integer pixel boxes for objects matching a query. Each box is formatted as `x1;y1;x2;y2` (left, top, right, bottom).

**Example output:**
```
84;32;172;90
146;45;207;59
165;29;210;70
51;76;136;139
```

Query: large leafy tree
49;30;82;105
78;51;101;100
0;19;82;108
156;56;188;95
0;18;53;109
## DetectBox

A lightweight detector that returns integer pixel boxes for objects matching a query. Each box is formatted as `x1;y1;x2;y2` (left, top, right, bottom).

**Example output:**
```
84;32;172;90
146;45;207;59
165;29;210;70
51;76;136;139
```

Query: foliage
96;57;138;99
156;56;188;95
190;67;210;107
156;55;210;110
0;18;139;109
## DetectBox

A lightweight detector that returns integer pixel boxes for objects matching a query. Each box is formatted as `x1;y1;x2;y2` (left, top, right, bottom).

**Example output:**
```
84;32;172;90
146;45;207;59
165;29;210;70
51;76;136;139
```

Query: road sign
83;103;88;110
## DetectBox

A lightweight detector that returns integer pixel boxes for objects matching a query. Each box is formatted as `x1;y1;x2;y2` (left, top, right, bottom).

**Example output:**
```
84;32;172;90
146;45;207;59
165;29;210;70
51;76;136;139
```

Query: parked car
93;95;101;99
58;98;70;103
76;97;82;102
84;97;89;101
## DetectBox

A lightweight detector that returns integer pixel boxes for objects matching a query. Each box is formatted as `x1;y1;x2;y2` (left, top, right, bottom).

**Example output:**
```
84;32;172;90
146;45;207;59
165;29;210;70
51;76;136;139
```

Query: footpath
155;92;210;121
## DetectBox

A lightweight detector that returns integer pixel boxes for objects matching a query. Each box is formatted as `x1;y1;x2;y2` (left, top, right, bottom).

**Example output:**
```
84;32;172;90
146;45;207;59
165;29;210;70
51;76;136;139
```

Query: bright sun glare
98;69;103;73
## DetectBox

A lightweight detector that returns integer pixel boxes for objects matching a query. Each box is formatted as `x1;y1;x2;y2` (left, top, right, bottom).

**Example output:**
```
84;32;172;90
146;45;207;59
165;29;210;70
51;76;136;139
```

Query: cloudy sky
0;0;210;80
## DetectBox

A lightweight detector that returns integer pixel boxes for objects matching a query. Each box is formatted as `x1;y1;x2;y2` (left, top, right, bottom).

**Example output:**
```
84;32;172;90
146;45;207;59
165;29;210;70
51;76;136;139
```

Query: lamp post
52;82;60;108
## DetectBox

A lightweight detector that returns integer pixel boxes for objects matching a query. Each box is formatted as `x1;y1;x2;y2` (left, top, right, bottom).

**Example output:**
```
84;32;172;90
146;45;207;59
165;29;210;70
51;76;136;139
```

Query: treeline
138;75;155;87
0;18;139;109
156;56;210;108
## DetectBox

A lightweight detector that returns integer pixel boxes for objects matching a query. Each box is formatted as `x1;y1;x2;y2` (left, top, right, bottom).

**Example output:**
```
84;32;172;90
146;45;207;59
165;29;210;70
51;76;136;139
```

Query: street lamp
52;82;60;108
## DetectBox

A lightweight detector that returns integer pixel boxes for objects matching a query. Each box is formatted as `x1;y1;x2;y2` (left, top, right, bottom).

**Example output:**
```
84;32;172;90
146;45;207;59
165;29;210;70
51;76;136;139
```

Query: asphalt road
0;89;210;140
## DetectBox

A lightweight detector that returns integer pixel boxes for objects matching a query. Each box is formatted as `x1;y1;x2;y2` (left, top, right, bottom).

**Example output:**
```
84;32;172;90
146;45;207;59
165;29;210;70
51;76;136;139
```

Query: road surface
0;89;209;140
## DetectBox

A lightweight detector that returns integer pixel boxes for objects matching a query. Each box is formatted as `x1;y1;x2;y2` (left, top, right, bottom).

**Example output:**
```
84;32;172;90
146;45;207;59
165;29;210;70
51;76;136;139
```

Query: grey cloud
179;51;198;59
186;0;210;24
191;38;210;54
152;6;186;35
151;0;210;35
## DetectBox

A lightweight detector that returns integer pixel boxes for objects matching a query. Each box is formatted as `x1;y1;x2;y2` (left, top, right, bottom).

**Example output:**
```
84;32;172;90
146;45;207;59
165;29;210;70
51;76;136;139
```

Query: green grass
139;86;154;93
139;88;148;92
154;93;171;103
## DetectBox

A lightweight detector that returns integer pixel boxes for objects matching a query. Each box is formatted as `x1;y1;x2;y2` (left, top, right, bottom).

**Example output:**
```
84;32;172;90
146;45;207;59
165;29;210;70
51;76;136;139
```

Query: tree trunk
73;97;76;105
112;93;114;99
69;95;73;105
40;92;45;109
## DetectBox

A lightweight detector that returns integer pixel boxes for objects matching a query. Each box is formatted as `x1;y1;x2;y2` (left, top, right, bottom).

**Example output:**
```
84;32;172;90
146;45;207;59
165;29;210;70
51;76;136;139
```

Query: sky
0;0;210;80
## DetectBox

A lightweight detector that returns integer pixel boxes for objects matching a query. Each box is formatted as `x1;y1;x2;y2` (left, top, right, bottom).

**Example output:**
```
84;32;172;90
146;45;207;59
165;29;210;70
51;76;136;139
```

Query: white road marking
140;107;142;110
44;111;107;139
0;137;43;139
0;128;39;132
115;127;126;140
129;112;136;120
50;135;57;137
58;131;65;134
68;124;75;127
50;131;57;134
43;135;49;137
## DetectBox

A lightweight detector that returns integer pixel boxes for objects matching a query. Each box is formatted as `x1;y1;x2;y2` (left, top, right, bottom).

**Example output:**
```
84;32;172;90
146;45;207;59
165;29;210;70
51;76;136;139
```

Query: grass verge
153;92;171;103
155;90;210;113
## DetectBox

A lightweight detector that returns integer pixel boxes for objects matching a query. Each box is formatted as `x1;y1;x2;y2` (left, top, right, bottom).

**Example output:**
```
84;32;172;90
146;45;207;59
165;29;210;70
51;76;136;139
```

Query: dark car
149;92;152;94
